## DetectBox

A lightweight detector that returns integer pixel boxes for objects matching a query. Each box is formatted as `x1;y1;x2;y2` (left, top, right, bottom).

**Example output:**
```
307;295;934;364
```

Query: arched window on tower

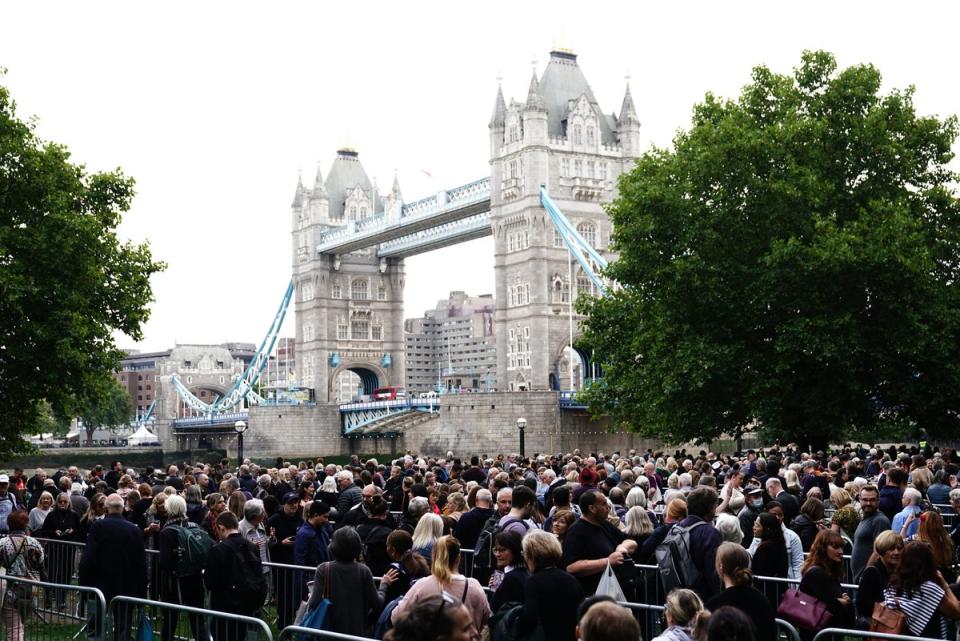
332;283;342;299
577;222;597;248
586;126;595;146
573;125;583;145
576;269;593;297
351;279;368;300
351;318;369;340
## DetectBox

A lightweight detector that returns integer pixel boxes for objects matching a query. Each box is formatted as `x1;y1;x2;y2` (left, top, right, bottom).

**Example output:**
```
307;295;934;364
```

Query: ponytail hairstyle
663;588;704;627
716;542;752;587
431;535;461;586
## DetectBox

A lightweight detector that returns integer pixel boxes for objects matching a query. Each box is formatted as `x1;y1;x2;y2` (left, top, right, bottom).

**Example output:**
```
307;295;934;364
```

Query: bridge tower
291;149;406;402
489;49;640;391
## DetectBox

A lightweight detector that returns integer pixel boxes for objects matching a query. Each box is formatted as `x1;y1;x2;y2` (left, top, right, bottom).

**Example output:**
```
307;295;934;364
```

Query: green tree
78;376;134;445
580;51;960;450
0;75;164;455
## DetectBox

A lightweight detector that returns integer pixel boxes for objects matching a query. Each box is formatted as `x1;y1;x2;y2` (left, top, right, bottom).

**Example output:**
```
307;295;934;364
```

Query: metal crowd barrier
278;627;375;641
109;595;273;641
263;560;318;630
634;564;667;606
812;628;941;641
0;574;106;641
800;552;853;583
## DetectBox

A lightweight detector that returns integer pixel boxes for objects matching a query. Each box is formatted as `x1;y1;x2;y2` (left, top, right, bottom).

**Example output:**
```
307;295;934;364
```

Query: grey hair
337;470;353;482
903;488;921;505
407;496;430;519
243;498;265;521
104;494;125;513
715;512;744;545
165;495;187;519
258;474;272;488
625;487;648;509
476;489;492;503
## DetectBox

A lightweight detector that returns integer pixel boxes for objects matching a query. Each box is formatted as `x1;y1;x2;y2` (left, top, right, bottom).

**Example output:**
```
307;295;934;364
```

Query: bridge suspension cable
540;186;611;295
169;280;295;415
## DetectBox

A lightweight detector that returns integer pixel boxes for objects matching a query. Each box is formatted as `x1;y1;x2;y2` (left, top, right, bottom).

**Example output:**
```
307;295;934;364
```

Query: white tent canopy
127;425;160;446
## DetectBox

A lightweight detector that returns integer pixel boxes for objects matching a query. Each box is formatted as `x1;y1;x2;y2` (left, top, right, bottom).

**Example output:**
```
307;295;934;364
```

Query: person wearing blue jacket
294;501;332;596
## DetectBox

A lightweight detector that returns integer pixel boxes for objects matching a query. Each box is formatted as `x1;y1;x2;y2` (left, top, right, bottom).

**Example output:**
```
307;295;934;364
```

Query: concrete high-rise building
291;149;406;402
489;49;638;391
405;291;496;394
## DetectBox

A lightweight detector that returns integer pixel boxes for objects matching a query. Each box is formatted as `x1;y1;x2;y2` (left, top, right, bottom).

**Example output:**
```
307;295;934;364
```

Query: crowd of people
0;442;958;641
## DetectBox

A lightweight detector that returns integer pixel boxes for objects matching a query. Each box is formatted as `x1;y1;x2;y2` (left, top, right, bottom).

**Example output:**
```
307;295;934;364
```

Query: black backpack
228;542;268;612
654;520;707;594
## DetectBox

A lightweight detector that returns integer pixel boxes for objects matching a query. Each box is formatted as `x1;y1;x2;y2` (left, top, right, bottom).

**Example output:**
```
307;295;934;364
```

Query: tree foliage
0;76;164;455
79;377;133;444
580;51;960;450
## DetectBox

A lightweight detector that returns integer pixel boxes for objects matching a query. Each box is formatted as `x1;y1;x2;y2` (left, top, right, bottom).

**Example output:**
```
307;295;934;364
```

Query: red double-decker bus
373;386;407;400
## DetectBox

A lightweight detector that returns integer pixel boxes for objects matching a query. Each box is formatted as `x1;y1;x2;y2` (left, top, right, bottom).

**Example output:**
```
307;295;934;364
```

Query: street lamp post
234;420;248;469
516;417;527;460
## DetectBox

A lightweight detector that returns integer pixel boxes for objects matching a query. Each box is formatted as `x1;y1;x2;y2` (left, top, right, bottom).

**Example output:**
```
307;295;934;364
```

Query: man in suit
79;494;147;641
765;476;800;526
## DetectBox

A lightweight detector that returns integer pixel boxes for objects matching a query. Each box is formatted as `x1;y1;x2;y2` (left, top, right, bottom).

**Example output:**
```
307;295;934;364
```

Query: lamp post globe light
234;420;248;468
516;417;527;459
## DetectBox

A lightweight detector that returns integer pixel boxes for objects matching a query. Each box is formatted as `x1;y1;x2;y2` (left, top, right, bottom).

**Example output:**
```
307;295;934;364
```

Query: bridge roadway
315;178;491;256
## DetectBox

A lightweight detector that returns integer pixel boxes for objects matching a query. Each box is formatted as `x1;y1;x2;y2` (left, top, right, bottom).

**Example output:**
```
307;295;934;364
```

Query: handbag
776;588;833;632
869;600;907;641
300;563;331;633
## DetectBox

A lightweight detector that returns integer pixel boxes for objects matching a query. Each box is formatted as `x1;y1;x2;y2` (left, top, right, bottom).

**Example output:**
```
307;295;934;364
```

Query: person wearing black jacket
797;531;854;640
268;493;305;629
708;542;776;641
452;489;494;550
517;530;583;641
356;499;394;577
78;494;147;641
790;498;825;552
204;511;264;641
158;496;207;641
40;493;81;606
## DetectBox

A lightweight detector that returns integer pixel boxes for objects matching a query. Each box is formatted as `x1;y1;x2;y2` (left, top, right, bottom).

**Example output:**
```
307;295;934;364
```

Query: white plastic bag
595;561;626;601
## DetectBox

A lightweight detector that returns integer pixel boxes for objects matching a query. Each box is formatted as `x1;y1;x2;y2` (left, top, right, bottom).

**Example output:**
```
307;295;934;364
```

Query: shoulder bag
869;598;907;641
776;588;832;632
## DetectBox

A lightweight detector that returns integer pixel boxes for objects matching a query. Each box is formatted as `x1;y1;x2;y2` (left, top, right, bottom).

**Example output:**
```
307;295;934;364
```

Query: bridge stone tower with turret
291;149;406;403
489;49;640;391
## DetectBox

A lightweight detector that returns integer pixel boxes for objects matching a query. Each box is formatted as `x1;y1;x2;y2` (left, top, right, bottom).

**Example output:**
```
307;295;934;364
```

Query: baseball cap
0;475;9;483
746;487;763;495
282;492;299;504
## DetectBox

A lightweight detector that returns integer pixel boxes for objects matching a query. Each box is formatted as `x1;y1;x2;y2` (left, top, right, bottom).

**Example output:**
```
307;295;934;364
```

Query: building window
215;361;224;369
554;229;564;248
561;158;570;177
360;206;367;217
337;321;348;340
577;270;593;296
351;279;368;300
524;326;530;339
351;320;369;340
350;206;357;219
600;162;608;180
377;285;386;301
332;284;342;299
577;222;597;248
304;324;314;342
574;159;582;176
508;235;515;252
372;324;383;340
586;126;595;146
573;125;582;145
586;161;595;179
509;125;519;143
184;361;191;368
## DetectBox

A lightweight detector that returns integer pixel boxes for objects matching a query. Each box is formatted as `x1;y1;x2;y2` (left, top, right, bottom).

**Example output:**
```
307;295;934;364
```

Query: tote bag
300;563;332;634
776;588;832;632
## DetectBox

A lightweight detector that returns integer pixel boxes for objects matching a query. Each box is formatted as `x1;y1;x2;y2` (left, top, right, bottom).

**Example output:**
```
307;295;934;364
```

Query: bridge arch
550;340;599;391
329;361;389;401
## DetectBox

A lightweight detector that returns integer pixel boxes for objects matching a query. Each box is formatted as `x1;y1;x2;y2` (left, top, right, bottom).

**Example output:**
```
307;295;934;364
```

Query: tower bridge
155;48;650;457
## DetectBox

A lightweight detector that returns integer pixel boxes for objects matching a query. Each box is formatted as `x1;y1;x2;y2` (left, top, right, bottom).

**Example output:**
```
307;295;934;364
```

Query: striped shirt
884;581;947;638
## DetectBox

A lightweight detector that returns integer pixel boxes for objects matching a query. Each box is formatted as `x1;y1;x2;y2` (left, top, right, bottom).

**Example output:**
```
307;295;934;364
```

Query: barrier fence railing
753;574;859;611
277;627;375;641
617;601;802;641
0;574;106;641
812;628;943;641
109;595;273;641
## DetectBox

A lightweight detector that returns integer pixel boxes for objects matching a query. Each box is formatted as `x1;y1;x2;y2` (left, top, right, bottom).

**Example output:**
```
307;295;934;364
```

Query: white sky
2;1;958;353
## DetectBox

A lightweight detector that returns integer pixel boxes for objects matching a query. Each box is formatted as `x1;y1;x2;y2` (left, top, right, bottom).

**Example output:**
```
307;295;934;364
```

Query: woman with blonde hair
651;588;706;641
707;542;776;641
227;490;246;519
391;536;490;633
411;512;443;560
856;530;902;621
27;491;54;533
442;492;467;522
516;529;582;641
784;469;801;497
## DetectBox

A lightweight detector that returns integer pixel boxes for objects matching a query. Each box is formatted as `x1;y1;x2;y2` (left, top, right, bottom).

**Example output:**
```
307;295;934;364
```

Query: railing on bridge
558;391;588;410
173;411;250;429
340;397;440;435
377;211;492;258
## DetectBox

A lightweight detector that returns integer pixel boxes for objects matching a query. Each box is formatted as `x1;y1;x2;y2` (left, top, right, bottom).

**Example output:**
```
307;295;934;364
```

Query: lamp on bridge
516;417;527;460
234;420;248;468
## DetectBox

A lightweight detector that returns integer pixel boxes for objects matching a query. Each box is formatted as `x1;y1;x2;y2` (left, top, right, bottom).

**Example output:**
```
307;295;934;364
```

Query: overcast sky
2;1;958;353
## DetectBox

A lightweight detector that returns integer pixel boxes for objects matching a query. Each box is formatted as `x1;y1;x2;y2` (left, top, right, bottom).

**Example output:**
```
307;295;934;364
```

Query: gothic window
524;326;530;339
561;158;570;177
350;205;357;219
332;283;342;299
577;222;597;248
554;228;564;248
586;161;595;179
377;285;386;301
599;162;608;180
303;324;314;342
577;270;593;296
303;283;314;301
351;319;369;340
574;159;582;176
586;126;595;146
508;235;515;252
372;323;383;340
351;279;368;300
524;284;530;304
509;125;520;143
573;125;583;145
360;206;368;218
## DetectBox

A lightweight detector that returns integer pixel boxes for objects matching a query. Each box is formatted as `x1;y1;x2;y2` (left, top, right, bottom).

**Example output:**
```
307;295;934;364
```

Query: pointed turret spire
489;83;506;129
291;174;304;208
618;81;640;127
311;165;326;198
524;70;546;112
391;172;402;201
